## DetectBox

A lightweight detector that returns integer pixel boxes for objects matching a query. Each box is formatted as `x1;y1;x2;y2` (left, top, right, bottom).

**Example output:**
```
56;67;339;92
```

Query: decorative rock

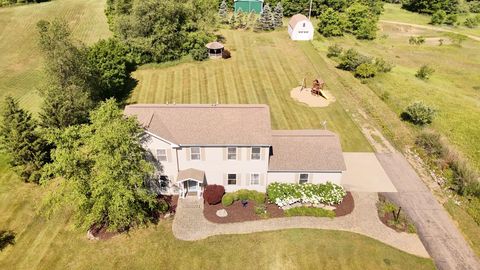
313;203;325;208
302;203;312;207
164;213;171;219
291;202;302;208
323;205;336;211
216;209;228;218
281;205;291;210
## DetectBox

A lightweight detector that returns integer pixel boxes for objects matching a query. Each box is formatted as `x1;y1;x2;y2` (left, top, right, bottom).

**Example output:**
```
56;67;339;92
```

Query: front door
183;180;198;194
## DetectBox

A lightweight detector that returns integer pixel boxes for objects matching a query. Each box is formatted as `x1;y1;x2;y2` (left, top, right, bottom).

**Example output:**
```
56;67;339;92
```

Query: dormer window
228;147;237;160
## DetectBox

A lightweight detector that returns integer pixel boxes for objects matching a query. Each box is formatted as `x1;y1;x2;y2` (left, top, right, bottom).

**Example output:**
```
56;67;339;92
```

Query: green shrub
338;48;371;71
284;207;336;218
254;204;269;218
464;17;479;28
221;193;235;206
415;65;435;80
430;10;446;25
402;101;437;125
409;36;425;45
355;63;377;78
470;2;480;13
221;190;266;207
445;14;458;25
374;57;394;73
158;200;169;213
466;197;480;225
326;44;343;58
191;47;209;61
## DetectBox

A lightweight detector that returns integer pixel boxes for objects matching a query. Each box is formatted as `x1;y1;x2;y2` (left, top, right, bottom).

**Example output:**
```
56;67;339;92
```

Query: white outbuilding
288;14;314;41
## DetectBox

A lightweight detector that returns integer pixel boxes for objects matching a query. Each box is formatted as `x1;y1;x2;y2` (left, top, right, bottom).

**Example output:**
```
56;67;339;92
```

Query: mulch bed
89;224;120;240
333;192;354;217
377;194;412;233
204;191;355;223
204;200;284;224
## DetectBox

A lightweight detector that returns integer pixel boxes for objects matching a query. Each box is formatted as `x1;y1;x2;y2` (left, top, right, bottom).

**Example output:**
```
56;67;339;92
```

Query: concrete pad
342;152;397;192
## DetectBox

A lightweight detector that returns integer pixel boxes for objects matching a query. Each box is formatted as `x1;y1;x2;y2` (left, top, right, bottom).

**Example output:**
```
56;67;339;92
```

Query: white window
228;174;237;185
299;173;309;184
156;149;167;162
251;147;261;160
190;147;201;160
250;173;260;185
227;147;237;160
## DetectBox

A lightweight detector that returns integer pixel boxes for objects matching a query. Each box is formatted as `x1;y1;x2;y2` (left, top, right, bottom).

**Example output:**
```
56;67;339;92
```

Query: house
288;14;314;41
234;0;263;13
124;104;346;198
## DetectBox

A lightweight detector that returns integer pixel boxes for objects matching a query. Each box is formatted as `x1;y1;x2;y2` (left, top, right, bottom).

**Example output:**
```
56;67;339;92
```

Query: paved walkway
377;152;480;270
172;192;429;258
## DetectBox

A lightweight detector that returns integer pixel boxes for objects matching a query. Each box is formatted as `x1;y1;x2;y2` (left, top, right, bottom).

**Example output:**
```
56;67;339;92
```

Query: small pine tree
273;3;284;28
0;97;50;183
260;4;274;31
229;12;237;29
218;0;228;24
237;10;246;29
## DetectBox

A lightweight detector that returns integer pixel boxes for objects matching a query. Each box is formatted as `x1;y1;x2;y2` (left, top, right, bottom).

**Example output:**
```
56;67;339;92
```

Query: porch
176;168;205;199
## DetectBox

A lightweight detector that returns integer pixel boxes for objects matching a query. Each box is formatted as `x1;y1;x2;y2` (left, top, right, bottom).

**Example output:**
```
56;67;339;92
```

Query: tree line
0;0;49;7
0;19;163;232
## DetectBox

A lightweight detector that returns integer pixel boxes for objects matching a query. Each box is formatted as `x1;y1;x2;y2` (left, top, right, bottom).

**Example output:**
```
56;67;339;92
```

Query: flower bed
267;182;346;207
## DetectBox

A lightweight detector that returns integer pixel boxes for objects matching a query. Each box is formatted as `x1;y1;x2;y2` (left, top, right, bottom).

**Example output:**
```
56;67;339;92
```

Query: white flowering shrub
266;182;346;207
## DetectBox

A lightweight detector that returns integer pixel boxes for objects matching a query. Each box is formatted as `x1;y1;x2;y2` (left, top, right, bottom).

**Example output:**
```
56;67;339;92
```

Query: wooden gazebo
205;41;224;59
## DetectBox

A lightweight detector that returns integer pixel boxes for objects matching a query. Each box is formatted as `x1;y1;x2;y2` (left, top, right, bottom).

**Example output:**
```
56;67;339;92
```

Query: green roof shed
234;0;263;13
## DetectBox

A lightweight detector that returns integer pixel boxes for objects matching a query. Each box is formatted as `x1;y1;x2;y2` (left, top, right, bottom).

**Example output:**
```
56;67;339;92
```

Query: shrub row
327;46;393;79
284;207;335;218
221;189;266;207
266;182;346;207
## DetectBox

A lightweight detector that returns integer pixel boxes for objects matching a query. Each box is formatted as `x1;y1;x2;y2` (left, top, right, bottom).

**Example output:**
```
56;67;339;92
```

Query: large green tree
42;99;157;231
37;19;95;128
402;0;460;14
0;97;50;183
88;38;135;101
346;3;378;40
317;8;347;37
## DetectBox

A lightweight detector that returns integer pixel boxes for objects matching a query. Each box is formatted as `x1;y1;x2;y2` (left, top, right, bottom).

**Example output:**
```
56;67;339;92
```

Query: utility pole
308;0;313;20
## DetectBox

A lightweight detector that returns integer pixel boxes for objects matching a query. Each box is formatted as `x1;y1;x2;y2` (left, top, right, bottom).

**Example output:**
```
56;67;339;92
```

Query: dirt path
380;20;480;42
377;152;480;270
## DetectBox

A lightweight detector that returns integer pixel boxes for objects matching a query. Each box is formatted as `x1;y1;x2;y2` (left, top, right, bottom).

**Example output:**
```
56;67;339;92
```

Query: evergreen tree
229;12;237;29
218;0;228;23
260;4;275;30
273;3;284;28
41;99;157;231
237;10;246;29
0;97;50;183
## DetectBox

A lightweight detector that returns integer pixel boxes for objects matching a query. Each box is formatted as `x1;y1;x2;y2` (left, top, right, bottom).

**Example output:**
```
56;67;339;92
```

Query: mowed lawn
0;159;435;270
0;0;111;114
130;30;372;152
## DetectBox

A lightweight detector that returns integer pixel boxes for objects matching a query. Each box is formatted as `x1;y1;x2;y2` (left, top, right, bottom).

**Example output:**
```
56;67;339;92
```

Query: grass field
382;3;480;37
0;0;111;114
131;30;372;152
312;23;480;170
0;159;435;270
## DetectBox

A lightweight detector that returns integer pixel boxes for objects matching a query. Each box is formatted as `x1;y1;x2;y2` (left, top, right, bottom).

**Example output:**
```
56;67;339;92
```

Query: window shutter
295;173;300;183
246;148;251;160
237;147;242;160
166;149;172;162
246;173;250;186
223;174;227;186
201;148;206;161
186;148;191;161
309;173;313;183
260;173;265;186
223;148;227;161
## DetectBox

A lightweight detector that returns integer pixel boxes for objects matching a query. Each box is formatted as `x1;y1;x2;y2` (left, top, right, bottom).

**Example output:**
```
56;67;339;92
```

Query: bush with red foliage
222;49;231;59
203;185;225;205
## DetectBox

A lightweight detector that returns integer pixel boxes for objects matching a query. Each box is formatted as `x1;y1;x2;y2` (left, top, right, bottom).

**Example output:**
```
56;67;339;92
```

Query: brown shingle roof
124;104;272;145
288;14;309;29
177;168;205;183
268;130;346;172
